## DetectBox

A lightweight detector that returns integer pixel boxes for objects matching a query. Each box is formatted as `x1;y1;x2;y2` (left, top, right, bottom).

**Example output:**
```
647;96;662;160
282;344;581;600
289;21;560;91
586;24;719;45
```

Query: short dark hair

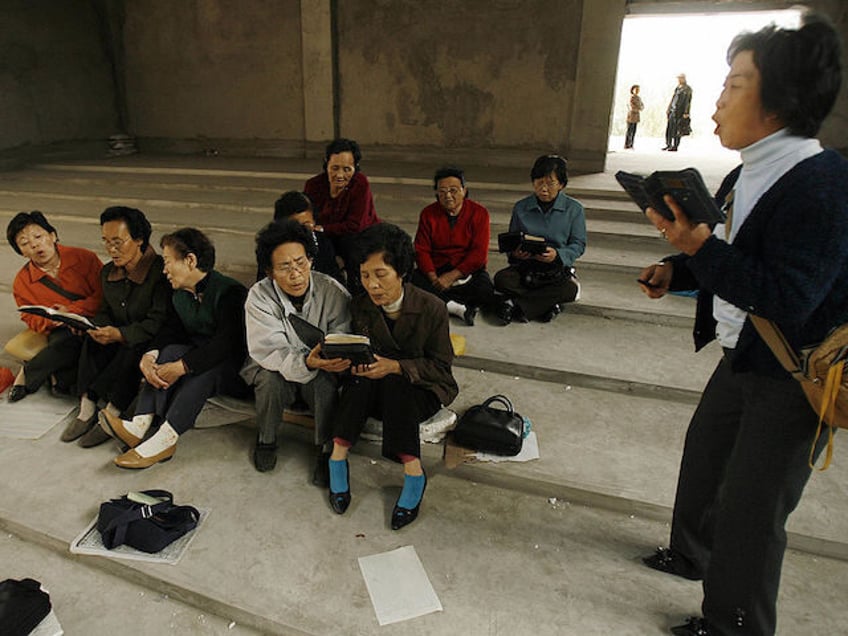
273;191;313;222
727;14;842;137
100;206;152;251
322;138;362;172
433;166;466;189
352;223;414;281
7;211;57;255
160;228;216;272
530;154;568;188
255;220;318;273
630;84;640;94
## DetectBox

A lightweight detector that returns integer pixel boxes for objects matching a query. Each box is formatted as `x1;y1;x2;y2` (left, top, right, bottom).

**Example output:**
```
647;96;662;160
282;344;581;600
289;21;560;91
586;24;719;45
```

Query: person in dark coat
638;15;847;636
663;73;692;151
326;223;458;530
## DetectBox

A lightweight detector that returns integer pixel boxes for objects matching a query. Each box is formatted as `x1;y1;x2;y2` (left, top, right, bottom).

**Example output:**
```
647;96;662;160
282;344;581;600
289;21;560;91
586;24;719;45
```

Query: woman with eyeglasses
99;227;249;469
304;138;380;290
63;206;172;447
493;154;586;324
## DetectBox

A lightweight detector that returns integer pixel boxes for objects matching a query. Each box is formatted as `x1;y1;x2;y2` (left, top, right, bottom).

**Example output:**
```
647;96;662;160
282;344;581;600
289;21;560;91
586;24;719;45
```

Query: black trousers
410;268;497;310
493;265;579;320
77;337;146;413
23;327;82;393
669;356;826;635
334;374;440;461
624;122;638;148
665;115;683;149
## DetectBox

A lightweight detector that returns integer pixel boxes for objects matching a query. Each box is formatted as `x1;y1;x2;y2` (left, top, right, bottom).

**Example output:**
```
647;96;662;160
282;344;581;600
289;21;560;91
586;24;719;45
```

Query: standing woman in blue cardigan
100;228;249;469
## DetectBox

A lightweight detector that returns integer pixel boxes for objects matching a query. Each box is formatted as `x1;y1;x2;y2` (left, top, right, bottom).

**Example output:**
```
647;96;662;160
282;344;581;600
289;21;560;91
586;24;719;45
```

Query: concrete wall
122;0;305;147
0;1;117;150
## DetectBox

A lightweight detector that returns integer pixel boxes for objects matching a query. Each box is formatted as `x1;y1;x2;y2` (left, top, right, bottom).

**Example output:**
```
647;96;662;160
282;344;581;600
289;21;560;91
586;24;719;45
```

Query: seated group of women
3;140;583;530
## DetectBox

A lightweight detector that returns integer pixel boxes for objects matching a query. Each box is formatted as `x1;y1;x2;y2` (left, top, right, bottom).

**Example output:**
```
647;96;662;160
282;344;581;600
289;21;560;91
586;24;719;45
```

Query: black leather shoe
329;459;351;514
642;547;702;580
671;616;712;635
8;385;31;403
511;303;529;324
495;301;513;325
312;450;331;487
253;440;277;472
391;472;427;531
463;305;477;326
539;304;562;323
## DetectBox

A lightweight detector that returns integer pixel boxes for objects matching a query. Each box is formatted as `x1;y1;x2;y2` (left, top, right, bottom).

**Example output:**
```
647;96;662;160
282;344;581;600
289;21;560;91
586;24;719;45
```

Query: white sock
446;300;467;319
125;413;154;439
133;422;178;458
78;396;97;421
104;402;120;417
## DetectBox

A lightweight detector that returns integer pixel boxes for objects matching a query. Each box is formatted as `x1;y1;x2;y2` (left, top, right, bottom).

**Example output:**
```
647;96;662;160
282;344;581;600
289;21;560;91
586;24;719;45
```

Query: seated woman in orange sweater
6;211;103;401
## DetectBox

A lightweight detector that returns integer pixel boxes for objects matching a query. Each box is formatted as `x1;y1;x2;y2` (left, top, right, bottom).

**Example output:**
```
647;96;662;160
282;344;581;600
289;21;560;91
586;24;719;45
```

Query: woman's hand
533;247;558;263
512;248;531;261
637;262;674;299
434;269;462;292
351;354;401;380
88;325;124;345
306;343;352;373
646;195;711;256
155;360;187;387
140;354;168;389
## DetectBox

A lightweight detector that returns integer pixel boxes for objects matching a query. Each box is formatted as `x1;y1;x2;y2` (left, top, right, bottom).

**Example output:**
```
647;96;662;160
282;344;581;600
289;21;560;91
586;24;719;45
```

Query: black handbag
453;395;524;456
97;489;200;553
0;578;51;636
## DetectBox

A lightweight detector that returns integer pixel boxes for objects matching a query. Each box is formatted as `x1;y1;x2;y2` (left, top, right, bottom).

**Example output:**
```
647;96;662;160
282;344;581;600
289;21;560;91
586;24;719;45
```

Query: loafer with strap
99;410;142;448
114;444;176;469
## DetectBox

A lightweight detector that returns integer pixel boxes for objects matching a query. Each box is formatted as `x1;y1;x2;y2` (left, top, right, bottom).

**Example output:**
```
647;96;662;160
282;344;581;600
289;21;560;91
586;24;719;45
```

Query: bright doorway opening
607;8;803;162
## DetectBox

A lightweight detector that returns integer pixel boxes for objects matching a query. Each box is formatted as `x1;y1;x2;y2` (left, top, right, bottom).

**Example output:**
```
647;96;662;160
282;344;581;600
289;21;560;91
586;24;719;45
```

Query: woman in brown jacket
624;84;644;149
326;223;458;530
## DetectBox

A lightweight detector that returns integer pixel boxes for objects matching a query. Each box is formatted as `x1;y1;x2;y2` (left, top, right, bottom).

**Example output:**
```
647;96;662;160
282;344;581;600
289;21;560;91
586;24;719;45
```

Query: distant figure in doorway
663;73;692;151
624;84;644;149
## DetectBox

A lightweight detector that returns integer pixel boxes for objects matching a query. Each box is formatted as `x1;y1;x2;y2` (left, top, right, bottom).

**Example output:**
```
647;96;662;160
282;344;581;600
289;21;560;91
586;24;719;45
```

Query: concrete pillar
568;0;627;172
299;0;335;154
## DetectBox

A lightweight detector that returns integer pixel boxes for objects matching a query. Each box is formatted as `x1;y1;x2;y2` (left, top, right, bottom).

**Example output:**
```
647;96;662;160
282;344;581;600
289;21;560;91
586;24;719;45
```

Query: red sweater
414;199;490;275
12;243;104;333
303;171;380;237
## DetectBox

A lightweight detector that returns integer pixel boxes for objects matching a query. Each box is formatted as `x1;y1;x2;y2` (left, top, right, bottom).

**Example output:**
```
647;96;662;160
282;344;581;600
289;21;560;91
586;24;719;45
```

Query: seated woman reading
326;223;458;530
6;211;103;401
100;228;249;469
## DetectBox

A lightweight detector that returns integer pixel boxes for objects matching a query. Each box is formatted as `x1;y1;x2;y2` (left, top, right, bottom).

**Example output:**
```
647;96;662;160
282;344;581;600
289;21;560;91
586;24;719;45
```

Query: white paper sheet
358;545;442;626
473;431;540;463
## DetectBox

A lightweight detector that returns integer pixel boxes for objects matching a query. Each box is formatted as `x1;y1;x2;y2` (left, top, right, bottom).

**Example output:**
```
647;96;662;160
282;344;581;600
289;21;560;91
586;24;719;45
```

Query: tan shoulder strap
748;314;805;378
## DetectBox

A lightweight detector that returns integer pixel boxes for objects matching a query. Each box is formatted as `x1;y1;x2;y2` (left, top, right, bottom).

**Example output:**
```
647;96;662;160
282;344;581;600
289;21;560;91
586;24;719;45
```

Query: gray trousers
240;360;338;447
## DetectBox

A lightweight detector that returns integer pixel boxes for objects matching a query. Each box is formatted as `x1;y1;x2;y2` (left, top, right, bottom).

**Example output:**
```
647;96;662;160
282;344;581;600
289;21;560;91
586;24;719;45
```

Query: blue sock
329;459;348;493
397;473;426;509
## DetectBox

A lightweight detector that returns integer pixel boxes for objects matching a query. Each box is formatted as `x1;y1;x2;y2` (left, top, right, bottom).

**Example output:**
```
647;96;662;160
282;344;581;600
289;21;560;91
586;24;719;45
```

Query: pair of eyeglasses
437;187;463;197
533;178;561;190
102;236;132;251
273;256;310;274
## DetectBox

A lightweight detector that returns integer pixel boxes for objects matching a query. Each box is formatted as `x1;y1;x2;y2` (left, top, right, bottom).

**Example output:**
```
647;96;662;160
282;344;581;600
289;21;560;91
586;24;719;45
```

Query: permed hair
351;223;414;281
100;206;152;252
160;228;216;272
255;220;318;273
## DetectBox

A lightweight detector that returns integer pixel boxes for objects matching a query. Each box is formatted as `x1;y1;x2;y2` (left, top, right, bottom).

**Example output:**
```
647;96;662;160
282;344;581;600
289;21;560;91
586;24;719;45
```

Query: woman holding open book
493;154;586;324
326;223;458;530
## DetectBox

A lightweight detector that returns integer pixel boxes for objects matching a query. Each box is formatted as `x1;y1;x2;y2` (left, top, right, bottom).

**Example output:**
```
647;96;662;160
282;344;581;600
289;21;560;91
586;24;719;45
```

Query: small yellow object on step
450;333;466;356
4;329;48;362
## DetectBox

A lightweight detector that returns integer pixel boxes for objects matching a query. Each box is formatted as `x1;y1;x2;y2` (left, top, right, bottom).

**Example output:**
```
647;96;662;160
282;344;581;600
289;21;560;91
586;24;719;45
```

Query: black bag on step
97;489;200;553
453;394;524;456
0;578;51;636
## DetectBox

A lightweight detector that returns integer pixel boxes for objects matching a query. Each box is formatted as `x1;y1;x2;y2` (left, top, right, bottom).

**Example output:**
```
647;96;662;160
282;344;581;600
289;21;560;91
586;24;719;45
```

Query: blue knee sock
397;473;426;509
329;459;348;493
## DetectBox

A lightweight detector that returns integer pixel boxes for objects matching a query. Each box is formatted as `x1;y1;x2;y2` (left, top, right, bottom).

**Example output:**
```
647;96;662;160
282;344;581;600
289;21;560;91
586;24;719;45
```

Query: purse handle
481;395;514;414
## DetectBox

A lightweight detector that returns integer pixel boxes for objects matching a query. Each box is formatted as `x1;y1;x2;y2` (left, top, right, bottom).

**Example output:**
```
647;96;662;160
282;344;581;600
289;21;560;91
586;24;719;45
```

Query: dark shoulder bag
97;489;200;553
453;395;524;456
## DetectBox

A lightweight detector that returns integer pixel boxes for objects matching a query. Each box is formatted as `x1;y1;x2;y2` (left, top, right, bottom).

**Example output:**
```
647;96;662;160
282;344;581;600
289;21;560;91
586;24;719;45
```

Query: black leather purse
97;490;200;553
453;395;524;456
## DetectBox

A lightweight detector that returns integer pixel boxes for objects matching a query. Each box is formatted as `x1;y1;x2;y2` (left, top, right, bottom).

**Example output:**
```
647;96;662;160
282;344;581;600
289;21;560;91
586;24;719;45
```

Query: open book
18;305;95;331
288;314;376;365
497;231;550;255
614;168;725;225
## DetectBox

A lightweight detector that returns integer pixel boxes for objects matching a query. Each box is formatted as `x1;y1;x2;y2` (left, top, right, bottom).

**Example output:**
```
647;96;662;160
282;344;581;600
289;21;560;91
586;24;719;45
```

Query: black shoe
668;147;678;152
329;459;351;514
511;303;529;324
671;616;713;635
661;146;670;151
312;450;331;487
463;305;477;326
8;385;30;402
253;440;278;472
495;301;513;325
391;472;427;530
642;547;702;580
539;304;562;323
